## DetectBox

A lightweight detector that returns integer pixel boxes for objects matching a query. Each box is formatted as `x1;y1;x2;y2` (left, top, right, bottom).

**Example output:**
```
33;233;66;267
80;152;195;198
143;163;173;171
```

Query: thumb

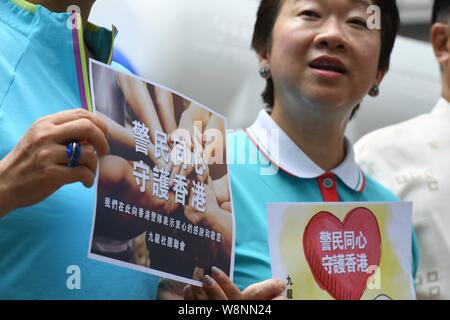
242;279;286;300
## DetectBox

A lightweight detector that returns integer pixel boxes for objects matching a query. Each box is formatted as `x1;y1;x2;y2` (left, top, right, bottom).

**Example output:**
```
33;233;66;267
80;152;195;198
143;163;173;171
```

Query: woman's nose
313;19;347;51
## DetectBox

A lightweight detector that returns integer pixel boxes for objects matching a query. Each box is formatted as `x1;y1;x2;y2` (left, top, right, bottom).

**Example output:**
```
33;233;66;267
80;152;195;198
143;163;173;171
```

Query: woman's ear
258;53;269;70
374;69;385;87
368;69;385;97
431;23;450;66
257;48;272;79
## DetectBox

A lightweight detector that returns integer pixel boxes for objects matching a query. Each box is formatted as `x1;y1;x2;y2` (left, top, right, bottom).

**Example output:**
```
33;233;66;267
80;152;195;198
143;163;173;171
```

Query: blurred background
90;0;440;143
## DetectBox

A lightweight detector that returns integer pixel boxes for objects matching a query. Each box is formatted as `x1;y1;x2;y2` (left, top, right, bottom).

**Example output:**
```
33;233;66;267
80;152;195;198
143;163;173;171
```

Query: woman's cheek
356;44;381;74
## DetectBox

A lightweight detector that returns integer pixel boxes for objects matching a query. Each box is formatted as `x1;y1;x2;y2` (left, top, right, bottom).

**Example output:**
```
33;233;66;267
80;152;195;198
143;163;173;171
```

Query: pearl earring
370;85;379;97
259;65;271;79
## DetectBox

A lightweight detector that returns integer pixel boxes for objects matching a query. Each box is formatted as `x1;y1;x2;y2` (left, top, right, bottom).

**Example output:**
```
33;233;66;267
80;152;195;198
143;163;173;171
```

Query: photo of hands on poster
267;202;415;300
87;60;234;286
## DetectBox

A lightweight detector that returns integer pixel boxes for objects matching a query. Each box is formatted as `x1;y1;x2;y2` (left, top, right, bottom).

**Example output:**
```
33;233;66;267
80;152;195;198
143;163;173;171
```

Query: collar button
323;177;334;189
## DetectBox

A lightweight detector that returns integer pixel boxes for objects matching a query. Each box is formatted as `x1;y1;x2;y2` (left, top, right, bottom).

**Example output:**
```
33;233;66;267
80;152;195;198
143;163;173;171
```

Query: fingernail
210;266;222;277
203;275;215;287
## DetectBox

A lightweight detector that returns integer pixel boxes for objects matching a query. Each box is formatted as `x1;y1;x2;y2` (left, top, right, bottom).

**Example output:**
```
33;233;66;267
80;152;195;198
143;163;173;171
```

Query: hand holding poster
267;202;415;300
88;60;234;286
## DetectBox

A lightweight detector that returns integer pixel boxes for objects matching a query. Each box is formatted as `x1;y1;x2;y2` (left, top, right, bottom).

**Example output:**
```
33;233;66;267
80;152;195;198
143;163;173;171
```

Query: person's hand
184;176;233;268
0;109;109;217
212;174;230;206
175;103;211;151
94;155;181;240
183;267;286;300
171;103;211;183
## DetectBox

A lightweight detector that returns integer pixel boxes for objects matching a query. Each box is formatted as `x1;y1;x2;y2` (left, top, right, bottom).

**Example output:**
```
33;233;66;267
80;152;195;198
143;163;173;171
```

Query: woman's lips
308;55;348;79
309;68;346;79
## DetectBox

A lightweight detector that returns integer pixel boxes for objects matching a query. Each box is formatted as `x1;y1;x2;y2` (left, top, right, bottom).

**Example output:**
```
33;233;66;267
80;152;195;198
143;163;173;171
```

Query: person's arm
96;111;175;174
0;109;109;218
115;73;163;143
154;87;178;135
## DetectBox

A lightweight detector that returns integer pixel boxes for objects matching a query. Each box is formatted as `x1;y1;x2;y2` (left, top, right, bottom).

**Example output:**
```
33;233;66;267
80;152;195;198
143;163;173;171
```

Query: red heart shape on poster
303;207;381;300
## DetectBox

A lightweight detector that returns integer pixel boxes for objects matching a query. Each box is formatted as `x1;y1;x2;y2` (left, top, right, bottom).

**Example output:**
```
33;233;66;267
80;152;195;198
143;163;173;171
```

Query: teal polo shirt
228;110;419;291
0;0;159;299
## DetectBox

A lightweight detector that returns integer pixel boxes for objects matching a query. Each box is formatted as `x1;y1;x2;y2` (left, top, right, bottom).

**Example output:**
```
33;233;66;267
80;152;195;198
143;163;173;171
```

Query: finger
155;88;177;134
206;176;218;201
53;118;110;156
148;142;172;170
53;144;98;174
183;285;194;300
203;115;225;165
169;164;181;188
202;275;228;300
242;279;286;300
184;203;202;225
45;109;109;138
220;202;232;212
195;164;209;183
205;176;214;200
49;164;96;188
179;162;193;178
188;267;210;300
213;175;230;204
192;120;204;150
190;285;209;300
272;294;288;300
208;266;242;300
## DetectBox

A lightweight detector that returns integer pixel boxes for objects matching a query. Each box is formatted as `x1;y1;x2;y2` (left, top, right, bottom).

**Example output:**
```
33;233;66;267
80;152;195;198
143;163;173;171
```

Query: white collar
245;110;365;192
432;97;450;116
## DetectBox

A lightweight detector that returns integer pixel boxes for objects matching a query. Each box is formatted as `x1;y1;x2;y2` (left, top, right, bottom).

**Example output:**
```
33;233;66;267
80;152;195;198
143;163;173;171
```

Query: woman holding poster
184;0;420;300
0;0;283;300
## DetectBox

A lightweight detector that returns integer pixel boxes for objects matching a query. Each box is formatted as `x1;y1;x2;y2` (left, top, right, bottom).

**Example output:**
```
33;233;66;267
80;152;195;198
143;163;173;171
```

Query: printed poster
88;60;235;286
267;202;415;300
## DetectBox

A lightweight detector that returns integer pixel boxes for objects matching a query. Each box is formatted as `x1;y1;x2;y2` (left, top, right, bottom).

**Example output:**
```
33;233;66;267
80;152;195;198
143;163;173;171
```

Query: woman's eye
300;10;320;18
349;18;368;28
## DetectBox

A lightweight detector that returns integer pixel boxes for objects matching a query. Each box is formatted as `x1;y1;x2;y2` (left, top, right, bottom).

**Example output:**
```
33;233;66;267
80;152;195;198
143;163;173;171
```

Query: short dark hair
251;0;400;116
432;0;450;24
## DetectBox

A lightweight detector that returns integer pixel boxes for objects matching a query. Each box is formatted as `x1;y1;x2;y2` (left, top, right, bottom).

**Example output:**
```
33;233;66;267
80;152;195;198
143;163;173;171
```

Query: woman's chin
301;91;350;113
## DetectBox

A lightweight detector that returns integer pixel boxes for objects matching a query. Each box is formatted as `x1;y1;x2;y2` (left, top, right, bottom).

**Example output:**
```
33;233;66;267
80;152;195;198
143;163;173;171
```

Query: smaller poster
267;202;415;300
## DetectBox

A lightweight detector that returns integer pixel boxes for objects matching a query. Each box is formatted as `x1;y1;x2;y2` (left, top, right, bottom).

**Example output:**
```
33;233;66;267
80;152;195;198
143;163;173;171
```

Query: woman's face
263;0;384;114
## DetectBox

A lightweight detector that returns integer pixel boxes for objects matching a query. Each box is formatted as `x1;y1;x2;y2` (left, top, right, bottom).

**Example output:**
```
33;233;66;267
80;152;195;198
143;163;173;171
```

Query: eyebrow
296;0;372;8
350;0;372;7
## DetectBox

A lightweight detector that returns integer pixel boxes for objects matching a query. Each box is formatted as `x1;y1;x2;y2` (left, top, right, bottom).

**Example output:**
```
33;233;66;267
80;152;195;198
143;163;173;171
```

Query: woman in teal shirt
0;0;161;299
184;0;419;300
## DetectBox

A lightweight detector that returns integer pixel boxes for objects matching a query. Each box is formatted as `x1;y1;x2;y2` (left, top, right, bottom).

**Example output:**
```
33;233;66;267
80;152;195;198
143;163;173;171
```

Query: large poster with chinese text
87;60;234;286
267;202;415;300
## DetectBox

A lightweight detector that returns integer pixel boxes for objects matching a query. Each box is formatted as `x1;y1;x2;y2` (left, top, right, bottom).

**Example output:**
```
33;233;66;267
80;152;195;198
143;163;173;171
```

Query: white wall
90;0;441;143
